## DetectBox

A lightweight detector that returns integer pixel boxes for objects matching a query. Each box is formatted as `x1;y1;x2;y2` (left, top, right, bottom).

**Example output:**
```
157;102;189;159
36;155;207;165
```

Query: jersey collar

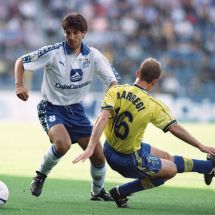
133;84;147;93
63;41;90;56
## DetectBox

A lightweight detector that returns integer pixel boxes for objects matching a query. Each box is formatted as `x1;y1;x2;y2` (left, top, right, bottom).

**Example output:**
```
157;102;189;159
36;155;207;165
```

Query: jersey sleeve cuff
101;105;114;118
163;120;177;133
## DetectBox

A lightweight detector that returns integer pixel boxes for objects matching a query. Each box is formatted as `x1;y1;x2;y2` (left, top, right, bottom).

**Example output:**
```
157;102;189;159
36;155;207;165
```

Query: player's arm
14;57;29;101
73;109;111;163
92;48;118;87
168;123;215;155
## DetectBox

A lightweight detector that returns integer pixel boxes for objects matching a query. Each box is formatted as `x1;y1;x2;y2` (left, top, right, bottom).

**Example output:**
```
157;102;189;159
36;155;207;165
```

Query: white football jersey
22;42;117;105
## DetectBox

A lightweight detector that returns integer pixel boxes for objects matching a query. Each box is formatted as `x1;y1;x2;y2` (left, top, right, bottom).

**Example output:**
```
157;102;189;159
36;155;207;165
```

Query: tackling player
73;57;215;208
14;13;118;200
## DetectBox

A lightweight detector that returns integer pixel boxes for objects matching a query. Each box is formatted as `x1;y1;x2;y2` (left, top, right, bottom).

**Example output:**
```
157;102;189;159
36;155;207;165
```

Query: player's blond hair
139;58;161;83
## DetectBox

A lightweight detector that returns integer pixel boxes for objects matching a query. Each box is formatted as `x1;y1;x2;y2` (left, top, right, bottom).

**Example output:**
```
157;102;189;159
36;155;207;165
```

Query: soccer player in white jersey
14;13;117;200
73;58;215;208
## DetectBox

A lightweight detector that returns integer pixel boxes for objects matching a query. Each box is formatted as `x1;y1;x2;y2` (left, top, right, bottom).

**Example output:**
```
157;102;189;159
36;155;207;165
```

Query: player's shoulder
117;84;135;91
105;84;120;93
35;42;63;57
88;46;98;54
149;95;169;109
110;84;130;89
22;42;63;63
106;84;130;93
39;42;63;53
88;46;104;57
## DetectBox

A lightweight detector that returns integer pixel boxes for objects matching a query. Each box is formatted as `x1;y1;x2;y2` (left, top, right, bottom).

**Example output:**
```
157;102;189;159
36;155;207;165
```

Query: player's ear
151;79;158;86
82;31;87;39
135;70;140;78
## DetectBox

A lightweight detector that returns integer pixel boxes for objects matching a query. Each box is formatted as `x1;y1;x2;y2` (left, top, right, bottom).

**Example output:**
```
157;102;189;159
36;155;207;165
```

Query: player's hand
199;145;215;156
72;147;94;164
16;85;29;101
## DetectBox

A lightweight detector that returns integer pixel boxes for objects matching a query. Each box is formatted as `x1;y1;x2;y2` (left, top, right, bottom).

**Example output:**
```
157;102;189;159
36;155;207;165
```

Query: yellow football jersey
102;84;176;154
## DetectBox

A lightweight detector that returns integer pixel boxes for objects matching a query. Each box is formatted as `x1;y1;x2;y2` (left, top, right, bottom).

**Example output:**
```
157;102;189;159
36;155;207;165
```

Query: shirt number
113;108;133;140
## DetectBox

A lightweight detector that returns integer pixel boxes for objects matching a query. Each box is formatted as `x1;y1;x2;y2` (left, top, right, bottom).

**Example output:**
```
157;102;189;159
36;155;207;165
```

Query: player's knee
160;159;177;180
91;157;105;166
54;139;71;154
90;143;105;165
90;151;105;166
166;163;177;179
164;152;174;161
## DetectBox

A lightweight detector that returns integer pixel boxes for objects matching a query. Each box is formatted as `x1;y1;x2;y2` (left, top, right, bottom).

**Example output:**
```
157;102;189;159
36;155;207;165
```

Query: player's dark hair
62;13;88;32
139;58;161;83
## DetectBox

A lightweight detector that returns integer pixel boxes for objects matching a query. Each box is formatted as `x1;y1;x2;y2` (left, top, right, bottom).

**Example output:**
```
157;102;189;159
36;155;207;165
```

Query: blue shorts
103;141;161;179
37;100;92;143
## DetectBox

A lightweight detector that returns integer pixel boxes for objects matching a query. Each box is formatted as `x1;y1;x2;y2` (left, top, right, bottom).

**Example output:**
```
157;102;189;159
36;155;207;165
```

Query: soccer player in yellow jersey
73;57;215;208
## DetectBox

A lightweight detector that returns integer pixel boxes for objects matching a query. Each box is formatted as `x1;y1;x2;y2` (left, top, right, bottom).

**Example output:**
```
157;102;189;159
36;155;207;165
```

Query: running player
14;13;118;200
73;57;215;208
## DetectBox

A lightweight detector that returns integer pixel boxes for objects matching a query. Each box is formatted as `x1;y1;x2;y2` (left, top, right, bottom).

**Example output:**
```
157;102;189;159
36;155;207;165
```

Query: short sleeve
150;98;177;132
101;86;118;118
91;48;117;85
22;45;53;71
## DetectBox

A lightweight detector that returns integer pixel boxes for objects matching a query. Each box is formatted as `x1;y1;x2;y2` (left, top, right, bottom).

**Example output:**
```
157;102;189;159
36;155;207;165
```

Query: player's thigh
154;158;177;179
78;137;105;165
150;146;174;161
48;124;71;153
77;136;89;150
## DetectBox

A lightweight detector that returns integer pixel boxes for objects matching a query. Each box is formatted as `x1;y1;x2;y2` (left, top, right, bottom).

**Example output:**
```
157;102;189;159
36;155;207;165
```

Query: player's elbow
16;57;23;65
168;123;180;135
168;123;186;139
15;58;24;70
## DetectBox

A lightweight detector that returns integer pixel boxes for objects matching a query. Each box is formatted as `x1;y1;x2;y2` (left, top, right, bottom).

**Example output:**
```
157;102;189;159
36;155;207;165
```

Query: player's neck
134;80;150;91
134;78;157;91
73;47;81;55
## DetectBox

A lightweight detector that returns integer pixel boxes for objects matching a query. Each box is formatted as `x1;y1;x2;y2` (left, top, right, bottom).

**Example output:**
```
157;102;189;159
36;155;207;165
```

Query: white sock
90;164;106;195
38;145;62;176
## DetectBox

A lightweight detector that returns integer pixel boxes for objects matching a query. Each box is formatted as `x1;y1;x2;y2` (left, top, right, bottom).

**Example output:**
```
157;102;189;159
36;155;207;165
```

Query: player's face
64;28;86;53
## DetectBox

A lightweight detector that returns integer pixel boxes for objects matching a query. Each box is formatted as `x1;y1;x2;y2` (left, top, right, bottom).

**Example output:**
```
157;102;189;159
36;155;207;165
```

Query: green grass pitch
0;122;215;215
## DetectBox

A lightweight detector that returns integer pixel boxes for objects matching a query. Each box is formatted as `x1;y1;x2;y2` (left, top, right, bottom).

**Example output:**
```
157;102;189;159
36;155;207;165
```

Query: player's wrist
198;143;205;152
15;82;24;88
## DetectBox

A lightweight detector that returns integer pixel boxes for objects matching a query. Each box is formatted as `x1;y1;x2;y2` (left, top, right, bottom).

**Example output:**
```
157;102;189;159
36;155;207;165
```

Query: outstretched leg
142;142;174;161
143;143;215;181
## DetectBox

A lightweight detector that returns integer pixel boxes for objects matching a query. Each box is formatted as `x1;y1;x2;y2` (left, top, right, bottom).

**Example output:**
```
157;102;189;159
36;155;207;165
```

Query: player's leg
30;100;72;196
30;124;71;197
45;124;71;172
148;146;211;176
115;155;177;196
105;142;177;207
173;154;215;186
110;158;177;208
173;155;214;174
143;143;215;184
78;137;113;201
148;144;174;161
